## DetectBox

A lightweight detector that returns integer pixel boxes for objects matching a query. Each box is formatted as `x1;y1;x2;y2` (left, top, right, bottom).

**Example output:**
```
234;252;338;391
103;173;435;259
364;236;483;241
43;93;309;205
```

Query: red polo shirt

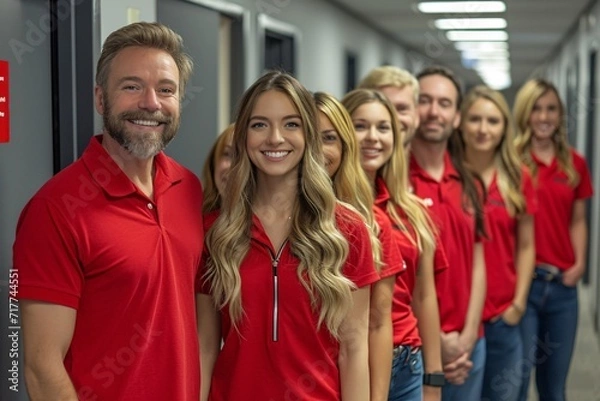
375;178;448;347
409;151;479;334
482;167;537;321
373;206;406;279
532;149;593;269
200;204;378;401
14;135;204;401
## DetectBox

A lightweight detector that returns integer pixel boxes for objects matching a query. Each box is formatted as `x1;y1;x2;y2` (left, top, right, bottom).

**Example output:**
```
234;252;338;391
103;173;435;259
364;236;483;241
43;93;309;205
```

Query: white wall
98;0;427;97
100;0;156;44
227;0;420;97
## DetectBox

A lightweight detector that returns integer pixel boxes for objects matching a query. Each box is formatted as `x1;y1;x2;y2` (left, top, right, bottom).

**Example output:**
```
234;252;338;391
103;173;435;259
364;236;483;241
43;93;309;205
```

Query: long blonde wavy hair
201;123;234;213
314;91;383;272
461;85;526;216
205;71;355;337
341;89;436;252
513;78;579;185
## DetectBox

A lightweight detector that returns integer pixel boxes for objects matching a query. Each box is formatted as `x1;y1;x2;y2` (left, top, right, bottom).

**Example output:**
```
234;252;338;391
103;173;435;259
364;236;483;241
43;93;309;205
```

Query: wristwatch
423;372;446;387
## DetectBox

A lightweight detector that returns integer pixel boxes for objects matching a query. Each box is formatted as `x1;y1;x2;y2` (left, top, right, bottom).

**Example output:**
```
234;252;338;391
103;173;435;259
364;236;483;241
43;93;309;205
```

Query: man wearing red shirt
13;22;203;401
409;66;487;401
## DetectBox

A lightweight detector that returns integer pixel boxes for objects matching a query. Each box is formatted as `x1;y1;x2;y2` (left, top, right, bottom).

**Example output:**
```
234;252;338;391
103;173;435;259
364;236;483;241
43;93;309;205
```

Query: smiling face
351;101;394;179
246;89;306;182
528;89;561;142
461;97;505;156
95;46;181;160
318;112;343;177
416;74;461;144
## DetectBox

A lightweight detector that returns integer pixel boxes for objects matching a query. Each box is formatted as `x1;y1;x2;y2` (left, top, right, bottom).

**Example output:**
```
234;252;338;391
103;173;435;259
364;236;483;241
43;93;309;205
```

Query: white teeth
264;151;289;158
362;149;380;155
132;120;159;126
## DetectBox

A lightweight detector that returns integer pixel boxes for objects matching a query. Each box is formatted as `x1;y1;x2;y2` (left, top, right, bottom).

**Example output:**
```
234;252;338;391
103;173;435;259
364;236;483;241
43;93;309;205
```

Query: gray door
0;1;54;401
158;0;221;178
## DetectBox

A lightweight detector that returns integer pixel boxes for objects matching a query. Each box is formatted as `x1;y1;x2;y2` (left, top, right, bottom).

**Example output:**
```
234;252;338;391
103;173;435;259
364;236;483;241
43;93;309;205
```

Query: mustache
119;110;173;124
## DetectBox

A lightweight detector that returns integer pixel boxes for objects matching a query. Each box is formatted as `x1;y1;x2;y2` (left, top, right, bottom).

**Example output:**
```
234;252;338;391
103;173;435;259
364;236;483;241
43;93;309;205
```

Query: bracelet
512;303;525;314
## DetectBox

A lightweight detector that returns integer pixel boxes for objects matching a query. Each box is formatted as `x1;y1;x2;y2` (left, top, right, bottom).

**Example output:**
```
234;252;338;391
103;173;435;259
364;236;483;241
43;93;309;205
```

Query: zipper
269;241;287;342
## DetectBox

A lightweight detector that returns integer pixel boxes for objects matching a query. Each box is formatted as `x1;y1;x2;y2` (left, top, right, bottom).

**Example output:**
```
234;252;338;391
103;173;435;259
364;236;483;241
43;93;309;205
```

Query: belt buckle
393;345;405;357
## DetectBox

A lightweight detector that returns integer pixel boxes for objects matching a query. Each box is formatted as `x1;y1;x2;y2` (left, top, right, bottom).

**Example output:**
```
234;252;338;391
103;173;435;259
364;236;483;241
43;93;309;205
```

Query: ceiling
332;0;595;92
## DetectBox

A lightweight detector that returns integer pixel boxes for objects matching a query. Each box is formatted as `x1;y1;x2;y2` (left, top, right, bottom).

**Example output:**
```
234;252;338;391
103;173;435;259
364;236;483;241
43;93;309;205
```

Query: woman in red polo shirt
342;88;447;401
197;71;379;401
513;79;594;401
314;91;406;401
459;85;537;401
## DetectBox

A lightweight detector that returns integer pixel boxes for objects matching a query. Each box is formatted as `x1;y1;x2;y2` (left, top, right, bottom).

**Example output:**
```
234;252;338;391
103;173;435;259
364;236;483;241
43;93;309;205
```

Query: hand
442;351;472;385
500;304;524;326
562;265;584;287
440;331;463;365
457;330;477;356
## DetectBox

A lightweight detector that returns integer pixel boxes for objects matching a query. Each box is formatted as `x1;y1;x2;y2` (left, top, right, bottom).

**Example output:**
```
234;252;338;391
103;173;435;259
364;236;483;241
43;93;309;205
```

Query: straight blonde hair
513;78;579;185
461;85;526;216
314;91;383;272
342;89;437;252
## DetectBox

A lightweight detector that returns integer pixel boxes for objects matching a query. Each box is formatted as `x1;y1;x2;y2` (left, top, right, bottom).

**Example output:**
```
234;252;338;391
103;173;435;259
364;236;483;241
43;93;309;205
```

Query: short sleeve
521;167;538;215
13;197;83;309
336;206;379;289
573;152;594;200
195;211;220;294
373;208;405;279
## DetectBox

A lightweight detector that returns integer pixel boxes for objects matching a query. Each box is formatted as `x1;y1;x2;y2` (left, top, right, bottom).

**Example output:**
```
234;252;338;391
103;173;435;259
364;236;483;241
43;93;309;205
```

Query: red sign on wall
0;60;9;143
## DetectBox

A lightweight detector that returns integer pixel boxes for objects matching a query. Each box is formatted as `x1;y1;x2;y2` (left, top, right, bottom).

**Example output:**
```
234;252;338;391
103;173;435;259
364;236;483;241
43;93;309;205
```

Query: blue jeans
517;270;578;401
441;337;486;401
482;318;523;401
388;346;423;401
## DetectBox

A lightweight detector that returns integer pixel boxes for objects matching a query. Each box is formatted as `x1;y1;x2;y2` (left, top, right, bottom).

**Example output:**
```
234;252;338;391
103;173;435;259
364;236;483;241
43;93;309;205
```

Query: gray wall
157;0;220;177
0;1;54;400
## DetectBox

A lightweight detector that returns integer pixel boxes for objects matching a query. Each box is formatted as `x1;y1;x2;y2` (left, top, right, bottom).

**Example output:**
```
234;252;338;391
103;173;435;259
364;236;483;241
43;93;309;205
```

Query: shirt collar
81;135;183;198
409;150;460;181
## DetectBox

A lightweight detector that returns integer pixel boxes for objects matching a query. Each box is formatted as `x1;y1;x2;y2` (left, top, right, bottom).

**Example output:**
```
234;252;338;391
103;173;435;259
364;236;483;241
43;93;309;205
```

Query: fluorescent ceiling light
418;1;506;14
447;30;508;41
455;41;508;51
434;18;507;30
482;75;512;90
462;49;510;58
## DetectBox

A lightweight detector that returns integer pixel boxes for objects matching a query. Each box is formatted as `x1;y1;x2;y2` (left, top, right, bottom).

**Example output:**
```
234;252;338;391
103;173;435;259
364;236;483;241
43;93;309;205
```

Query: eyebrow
249;114;301;121
116;76;178;88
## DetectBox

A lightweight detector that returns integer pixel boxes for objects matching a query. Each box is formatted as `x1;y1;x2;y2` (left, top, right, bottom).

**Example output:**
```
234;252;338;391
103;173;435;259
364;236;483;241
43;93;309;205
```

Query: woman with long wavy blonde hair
342;88;446;401
513;79;594;401
197;71;378;401
315;91;406;401
458;85;536;401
